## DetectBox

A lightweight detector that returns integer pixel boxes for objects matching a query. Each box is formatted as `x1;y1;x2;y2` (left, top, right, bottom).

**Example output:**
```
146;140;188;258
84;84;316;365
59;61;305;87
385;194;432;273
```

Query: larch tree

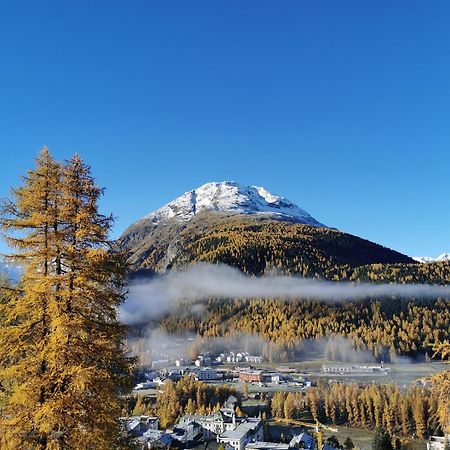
432;340;450;432
0;149;134;449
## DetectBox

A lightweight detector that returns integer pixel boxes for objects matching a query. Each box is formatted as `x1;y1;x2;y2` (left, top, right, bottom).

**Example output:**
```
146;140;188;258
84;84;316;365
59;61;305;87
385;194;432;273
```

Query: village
121;394;331;450
121;349;449;450
133;350;316;392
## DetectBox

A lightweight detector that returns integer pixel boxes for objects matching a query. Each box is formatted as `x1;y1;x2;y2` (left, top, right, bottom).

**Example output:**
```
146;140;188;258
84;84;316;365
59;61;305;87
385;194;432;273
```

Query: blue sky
0;1;449;257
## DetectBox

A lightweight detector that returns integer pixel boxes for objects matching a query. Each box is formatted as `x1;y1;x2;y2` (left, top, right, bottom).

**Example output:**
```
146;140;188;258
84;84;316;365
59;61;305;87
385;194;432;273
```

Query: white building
217;419;263;450
427;435;450;450
179;409;238;439
246;443;290;450
245;355;263;364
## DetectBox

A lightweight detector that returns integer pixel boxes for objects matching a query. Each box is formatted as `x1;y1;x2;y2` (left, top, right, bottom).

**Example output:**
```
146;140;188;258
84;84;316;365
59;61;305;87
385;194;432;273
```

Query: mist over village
0;2;449;450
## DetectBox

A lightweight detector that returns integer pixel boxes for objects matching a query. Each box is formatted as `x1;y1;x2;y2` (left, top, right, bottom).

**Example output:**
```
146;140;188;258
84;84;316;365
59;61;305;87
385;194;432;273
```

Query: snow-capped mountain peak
412;253;450;263
436;252;450;262
141;181;327;227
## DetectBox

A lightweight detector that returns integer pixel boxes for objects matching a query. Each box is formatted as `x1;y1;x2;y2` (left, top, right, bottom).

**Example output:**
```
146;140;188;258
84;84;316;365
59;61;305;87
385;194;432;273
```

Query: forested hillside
120;213;414;276
161;295;450;362
123;212;450;361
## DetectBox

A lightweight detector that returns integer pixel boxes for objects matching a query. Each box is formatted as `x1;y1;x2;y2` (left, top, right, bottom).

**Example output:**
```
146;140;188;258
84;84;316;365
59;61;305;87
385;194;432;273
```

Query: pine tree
0;149;134;449
344;436;354;450
372;428;394;450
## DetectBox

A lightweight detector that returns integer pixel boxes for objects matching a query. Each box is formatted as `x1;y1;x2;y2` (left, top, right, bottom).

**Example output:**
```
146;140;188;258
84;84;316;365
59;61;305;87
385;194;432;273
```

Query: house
140;429;173;449
195;368;221;381
170;421;202;445
245;355;263;364
179;408;238;439
121;416;159;437
239;370;264;383
289;432;316;450
427;435;450;450
217;418;263;450
265;373;283;383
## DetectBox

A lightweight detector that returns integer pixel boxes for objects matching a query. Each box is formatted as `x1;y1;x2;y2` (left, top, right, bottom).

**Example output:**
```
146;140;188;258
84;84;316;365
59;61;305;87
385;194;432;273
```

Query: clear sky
0;1;449;257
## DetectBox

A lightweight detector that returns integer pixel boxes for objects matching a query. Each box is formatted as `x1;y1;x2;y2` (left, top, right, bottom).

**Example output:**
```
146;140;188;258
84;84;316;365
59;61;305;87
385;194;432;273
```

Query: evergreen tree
0;149;133;449
344;436;354;450
372;428;394;450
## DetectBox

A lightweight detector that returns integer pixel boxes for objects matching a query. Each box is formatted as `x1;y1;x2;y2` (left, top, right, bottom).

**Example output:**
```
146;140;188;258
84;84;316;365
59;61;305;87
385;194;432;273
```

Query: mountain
0;258;22;281
119;182;415;276
412;253;450;263
139;181;326;227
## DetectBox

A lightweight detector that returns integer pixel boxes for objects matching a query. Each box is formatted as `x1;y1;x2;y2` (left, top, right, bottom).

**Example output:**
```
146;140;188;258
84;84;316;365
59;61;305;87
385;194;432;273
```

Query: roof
180;410;234;425
219;420;261;441
240;370;263;375
246;442;290;450
289;432;315;449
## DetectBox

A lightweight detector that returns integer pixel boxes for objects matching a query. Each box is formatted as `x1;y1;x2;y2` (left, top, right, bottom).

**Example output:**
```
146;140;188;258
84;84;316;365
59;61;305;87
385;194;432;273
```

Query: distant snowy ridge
0;258;22;280
140;181;327;228
412;253;450;263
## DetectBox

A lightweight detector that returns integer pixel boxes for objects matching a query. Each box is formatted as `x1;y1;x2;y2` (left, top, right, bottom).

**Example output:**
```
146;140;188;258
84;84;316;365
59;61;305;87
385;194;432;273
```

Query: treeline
271;382;442;439
161;298;450;361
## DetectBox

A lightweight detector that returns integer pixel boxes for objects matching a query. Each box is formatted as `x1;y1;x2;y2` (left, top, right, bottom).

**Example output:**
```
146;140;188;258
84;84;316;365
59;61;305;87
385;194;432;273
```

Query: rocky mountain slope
119;182;414;276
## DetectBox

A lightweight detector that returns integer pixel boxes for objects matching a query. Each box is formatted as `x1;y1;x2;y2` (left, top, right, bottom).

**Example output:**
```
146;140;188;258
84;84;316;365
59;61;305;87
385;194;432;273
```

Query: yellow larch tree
0;149;134;449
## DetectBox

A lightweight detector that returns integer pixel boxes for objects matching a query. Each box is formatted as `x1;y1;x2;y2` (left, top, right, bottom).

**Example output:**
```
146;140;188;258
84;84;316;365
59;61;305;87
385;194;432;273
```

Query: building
140;429;173;449
264;373;283;384
170;421;202;445
289;432;316;450
195;368;221;381
134;381;157;390
322;364;390;375
239;370;264;383
427;435;450;450
224;395;238;410
246;443;290;450
217;418;263;450
121;416;159;437
245;355;264;364
179;408;238;439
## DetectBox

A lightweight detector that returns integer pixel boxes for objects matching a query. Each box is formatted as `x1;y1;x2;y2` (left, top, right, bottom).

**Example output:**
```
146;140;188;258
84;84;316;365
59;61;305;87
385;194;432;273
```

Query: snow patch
412;253;450;263
141;181;326;227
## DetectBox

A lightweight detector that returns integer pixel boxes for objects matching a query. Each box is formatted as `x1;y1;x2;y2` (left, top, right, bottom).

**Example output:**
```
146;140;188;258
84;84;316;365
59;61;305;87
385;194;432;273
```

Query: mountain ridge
136;181;327;228
412;253;450;263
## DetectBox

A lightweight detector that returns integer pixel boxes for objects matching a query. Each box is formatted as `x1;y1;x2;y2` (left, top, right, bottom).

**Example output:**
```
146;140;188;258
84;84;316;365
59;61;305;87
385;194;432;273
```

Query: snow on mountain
0;259;22;280
412;256;435;263
436;252;450;262
412;253;450;263
140;181;327;228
